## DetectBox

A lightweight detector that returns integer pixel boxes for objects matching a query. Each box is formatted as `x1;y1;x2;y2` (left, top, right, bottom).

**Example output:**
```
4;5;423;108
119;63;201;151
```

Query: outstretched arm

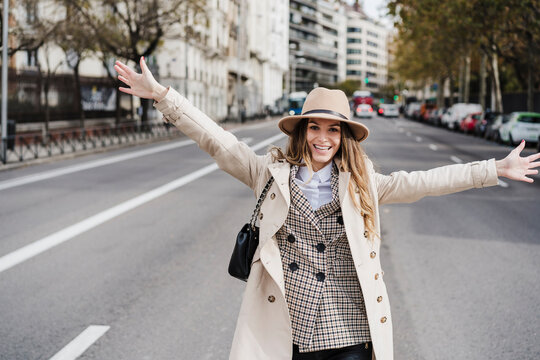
495;140;540;183
114;58;268;191
373;142;539;205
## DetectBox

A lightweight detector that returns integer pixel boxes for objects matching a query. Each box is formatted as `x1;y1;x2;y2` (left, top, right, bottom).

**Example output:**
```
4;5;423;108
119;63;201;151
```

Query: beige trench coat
155;89;499;360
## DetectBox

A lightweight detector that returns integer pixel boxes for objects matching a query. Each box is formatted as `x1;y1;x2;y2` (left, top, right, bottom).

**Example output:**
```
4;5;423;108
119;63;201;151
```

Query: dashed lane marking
415;136;422;142
450;156;463;164
429;144;438;151
49;325;110;360
498;180;509;188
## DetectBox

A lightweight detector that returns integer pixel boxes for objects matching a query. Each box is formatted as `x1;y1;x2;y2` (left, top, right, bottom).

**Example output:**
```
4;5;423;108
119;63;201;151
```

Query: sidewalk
0;115;280;172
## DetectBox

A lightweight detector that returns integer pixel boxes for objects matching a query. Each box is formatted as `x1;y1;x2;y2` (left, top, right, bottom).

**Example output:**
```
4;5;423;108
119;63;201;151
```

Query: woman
115;58;539;360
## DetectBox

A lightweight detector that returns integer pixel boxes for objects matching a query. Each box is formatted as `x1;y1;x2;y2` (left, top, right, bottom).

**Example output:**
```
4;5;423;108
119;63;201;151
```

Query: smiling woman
114;57;540;360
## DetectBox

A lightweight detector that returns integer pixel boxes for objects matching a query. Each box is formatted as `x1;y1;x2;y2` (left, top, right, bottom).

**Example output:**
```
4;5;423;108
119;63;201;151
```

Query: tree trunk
491;49;503;113
44;70;50;140
458;56;464;103
115;87;121;128
527;34;534;112
479;52;487;110
464;54;471;103
448;72;455;106
437;76;444;108
74;60;85;129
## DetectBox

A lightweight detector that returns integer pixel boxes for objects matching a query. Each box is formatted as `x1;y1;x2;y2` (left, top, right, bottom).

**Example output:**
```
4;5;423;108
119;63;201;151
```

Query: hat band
302;109;348;120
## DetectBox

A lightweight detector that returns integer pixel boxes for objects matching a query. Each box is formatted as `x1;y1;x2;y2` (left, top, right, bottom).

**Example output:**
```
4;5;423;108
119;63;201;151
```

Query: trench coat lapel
334;159;351;206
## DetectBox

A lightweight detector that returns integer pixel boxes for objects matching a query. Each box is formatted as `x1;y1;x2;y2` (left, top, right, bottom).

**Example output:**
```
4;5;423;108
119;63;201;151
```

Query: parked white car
499;112;540;145
405;102;421;118
442;103;483;130
379;104;400;118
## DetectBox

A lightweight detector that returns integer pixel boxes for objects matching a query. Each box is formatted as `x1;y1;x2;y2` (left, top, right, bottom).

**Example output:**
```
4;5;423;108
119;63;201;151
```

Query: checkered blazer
275;163;371;352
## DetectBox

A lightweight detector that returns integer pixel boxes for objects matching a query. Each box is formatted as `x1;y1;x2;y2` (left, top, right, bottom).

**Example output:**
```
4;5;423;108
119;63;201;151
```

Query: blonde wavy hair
271;119;378;241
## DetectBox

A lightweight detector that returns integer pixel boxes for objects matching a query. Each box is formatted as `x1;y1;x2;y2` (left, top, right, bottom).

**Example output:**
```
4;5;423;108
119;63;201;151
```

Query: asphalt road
0;116;538;360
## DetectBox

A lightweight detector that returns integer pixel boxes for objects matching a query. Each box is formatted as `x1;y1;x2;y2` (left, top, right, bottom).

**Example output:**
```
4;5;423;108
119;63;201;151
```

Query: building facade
345;4;389;92
288;0;346;93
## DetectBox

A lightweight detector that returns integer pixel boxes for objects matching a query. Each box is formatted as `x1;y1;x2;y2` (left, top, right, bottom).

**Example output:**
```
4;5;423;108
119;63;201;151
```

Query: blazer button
289;262;299;272
259;213;263;220
364;231;368;237
316;272;326;282
380;316;387;323
337;216;344;225
370;251;376;259
316;243;326;253
374;273;379;280
268;295;275;303
287;234;295;243
377;296;383;303
270;193;276;200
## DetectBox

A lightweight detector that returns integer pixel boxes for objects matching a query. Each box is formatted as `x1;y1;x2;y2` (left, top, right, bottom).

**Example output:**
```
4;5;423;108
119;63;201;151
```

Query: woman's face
306;118;341;172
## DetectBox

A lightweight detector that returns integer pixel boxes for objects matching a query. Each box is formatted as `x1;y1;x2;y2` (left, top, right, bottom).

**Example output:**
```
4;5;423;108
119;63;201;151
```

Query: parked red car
460;112;482;133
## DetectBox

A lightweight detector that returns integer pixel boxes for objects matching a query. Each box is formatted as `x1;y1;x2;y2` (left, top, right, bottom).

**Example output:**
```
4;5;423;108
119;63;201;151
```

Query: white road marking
0;139;194;192
49;325;109;360
450;156;463;164
0;133;286;274
0;123;270;192
498;180;509;188
415;136;422;142
429;144;438;151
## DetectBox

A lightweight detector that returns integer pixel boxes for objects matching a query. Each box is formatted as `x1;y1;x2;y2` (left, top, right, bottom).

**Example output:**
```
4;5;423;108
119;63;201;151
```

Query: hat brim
278;113;369;142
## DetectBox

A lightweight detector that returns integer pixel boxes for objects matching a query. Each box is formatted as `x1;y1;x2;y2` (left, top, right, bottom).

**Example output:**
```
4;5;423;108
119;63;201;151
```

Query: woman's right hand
114;57;169;102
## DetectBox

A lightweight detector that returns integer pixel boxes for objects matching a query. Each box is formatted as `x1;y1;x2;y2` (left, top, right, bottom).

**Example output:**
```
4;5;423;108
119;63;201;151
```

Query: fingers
117;75;130;86
514;139;526;153
119;87;134;95
527;152;540;162
115;60;137;77
529;161;540;169
522;176;534;183
140;56;150;73
526;169;539;175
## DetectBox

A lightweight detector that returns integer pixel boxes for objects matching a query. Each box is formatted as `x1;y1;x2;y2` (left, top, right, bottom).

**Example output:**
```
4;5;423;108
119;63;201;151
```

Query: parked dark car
485;114;510;142
474;111;500;137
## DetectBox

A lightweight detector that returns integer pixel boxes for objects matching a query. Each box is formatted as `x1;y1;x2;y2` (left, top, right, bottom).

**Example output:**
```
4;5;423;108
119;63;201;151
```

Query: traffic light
393;95;399;101
380;98;385;103
364;77;369;84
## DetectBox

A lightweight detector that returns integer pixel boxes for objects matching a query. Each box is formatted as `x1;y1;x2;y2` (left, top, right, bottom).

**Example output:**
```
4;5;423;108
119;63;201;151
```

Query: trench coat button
270;193;276;200
374;273;379;280
289;262;299;272
316;272;326;282
370;251;376;259
364;231;368;237
337;216;344;225
259;213;263;220
381;316;387;323
377;296;383;303
268;295;275;303
287;234;295;243
316;243;326;253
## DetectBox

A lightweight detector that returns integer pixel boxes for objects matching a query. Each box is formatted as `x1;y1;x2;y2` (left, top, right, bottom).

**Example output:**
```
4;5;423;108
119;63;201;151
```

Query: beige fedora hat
278;87;369;141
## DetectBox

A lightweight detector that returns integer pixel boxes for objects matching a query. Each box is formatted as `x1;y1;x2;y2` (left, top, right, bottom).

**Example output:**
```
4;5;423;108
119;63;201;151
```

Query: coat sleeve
366;157;500;205
154;88;268;190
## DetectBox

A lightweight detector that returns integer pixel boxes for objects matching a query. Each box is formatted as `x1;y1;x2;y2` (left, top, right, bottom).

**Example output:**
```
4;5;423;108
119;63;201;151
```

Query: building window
347;70;362;75
347;38;362;44
347;59;361;65
347;27;362;33
366;51;378;58
347;48;362;54
367;41;378;48
366;62;377;68
367;31;379;38
366;71;377;77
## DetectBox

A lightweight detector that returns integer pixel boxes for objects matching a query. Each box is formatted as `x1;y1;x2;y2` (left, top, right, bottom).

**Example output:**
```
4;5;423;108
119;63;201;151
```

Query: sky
346;0;393;28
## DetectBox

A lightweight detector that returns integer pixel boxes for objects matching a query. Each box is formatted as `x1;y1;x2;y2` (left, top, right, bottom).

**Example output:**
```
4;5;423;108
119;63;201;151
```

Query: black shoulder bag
228;176;275;281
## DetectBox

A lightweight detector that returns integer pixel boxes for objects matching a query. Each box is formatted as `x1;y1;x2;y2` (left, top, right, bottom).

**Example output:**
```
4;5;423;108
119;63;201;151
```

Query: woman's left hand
496;140;540;183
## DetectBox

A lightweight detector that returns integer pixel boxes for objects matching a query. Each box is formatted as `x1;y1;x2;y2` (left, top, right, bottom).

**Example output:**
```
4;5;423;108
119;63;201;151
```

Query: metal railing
0;122;181;164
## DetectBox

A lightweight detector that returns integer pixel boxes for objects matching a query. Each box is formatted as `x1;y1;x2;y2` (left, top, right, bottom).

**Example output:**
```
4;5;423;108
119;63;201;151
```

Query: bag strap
249;176;275;227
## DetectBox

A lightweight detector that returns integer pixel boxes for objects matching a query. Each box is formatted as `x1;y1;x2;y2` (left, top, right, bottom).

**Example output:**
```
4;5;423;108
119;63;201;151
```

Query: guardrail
1;122;180;164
